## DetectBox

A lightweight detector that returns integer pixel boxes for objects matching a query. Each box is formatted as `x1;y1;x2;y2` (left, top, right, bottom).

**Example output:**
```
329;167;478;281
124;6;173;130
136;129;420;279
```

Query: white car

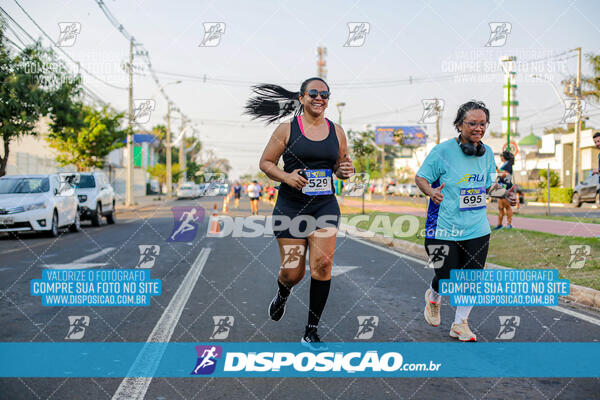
0;174;81;237
71;172;116;226
217;183;229;196
176;183;199;199
197;183;208;196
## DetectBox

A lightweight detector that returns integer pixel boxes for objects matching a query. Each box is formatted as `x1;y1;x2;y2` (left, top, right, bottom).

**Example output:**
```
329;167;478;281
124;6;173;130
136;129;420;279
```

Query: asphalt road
0;196;599;399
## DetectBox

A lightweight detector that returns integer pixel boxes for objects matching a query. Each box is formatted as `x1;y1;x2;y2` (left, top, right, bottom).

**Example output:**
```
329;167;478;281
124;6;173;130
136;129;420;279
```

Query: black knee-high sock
308;278;331;327
278;280;291;298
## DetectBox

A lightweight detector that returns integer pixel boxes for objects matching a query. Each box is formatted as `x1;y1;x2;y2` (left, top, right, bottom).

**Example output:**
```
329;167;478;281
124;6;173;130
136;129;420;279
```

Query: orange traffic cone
222;198;229;213
209;204;221;234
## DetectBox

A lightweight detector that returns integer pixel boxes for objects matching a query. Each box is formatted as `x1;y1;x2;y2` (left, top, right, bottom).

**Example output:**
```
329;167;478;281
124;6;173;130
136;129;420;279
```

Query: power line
517;49;578;65
0;6;35;42
12;0;128;90
93;0;185;116
1;6;112;108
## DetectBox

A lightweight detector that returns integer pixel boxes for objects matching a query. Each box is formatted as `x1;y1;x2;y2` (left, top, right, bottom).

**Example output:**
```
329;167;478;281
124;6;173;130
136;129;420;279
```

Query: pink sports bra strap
297;116;332;137
296;115;305;136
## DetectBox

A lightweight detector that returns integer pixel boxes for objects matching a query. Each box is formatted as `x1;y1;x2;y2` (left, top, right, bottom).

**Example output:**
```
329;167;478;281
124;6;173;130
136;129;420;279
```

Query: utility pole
572;47;582;188
317;46;327;80
179;116;186;183
125;39;134;206
381;144;386;200
166;102;172;198
434;98;441;144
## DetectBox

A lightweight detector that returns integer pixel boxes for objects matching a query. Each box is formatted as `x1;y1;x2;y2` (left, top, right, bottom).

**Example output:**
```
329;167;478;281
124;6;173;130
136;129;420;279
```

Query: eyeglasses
306;89;330;99
462;121;489;129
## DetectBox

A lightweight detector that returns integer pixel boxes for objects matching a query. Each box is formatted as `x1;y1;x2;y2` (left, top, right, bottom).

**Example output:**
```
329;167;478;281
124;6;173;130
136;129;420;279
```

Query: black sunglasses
305;89;330;99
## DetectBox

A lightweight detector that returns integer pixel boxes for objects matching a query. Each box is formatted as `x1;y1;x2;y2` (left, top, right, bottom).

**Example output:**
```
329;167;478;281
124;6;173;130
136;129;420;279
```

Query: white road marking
331;266;360;277
112;247;211;400
547;306;600;327
346;235;600;327
44;263;106;269
43;247;115;268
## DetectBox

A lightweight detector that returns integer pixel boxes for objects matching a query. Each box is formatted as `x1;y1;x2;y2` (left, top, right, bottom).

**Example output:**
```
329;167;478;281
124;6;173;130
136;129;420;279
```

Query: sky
2;0;600;178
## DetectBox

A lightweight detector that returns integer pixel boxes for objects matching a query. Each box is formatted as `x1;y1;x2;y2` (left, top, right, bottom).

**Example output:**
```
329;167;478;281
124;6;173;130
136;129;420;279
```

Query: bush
538;169;561;188
536;187;573;203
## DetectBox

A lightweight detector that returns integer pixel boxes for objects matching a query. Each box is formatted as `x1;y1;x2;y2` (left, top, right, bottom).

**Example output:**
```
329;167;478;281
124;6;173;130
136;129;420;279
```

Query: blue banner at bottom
0;342;598;378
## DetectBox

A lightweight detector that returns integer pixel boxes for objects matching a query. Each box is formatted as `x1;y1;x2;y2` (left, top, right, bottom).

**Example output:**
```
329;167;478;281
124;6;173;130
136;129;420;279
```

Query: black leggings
424;234;490;293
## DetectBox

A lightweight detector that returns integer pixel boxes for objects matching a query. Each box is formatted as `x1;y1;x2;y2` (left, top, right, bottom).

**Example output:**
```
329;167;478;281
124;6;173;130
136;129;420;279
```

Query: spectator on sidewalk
493;151;514;230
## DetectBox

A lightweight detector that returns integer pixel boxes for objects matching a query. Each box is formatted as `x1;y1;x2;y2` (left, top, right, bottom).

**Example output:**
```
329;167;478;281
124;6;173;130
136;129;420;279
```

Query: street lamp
530;74;566;106
336;102;346;125
155;80;182;100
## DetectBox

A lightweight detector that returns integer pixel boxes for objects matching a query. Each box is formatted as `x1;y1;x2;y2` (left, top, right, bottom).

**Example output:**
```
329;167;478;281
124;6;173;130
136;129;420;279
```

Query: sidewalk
117;195;166;212
342;198;600;238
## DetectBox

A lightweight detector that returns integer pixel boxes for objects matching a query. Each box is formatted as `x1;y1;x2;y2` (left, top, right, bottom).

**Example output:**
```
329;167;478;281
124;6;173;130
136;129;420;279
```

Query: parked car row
176;182;230;199
0;172;116;237
385;183;424;197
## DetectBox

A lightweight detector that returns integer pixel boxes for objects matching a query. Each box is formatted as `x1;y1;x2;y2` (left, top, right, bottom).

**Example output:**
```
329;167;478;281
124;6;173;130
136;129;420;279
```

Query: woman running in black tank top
245;77;354;349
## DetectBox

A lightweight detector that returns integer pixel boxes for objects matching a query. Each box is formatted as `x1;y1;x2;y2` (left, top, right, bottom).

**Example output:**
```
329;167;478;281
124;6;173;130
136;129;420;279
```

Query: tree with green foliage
582;53;600;102
147;162;182;192
348;128;378;174
186;160;203;183
46;105;129;171
0;25;72;176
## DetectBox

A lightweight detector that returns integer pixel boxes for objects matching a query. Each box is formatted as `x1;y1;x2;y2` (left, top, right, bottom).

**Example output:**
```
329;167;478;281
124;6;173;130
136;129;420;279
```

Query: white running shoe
449;319;477;342
424;289;441;327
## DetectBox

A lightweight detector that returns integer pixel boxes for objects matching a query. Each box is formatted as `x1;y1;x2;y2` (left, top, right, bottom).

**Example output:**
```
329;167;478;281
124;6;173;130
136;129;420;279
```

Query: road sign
502;141;519;156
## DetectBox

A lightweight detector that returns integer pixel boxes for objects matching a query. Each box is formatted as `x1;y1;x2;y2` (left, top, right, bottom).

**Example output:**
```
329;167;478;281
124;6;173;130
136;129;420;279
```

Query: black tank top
278;116;339;201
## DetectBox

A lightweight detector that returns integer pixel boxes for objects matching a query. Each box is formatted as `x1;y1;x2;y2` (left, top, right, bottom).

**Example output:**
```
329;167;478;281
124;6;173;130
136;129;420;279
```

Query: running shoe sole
301;338;328;351
449;328;477;342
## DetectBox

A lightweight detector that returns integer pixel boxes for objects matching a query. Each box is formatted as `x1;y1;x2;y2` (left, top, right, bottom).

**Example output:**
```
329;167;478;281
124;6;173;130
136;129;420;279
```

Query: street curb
527;202;568;207
340;223;600;311
119;198;166;213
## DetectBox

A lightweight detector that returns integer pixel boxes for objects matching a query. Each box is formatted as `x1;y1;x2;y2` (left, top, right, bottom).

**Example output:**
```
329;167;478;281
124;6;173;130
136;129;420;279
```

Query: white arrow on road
43;247;115;269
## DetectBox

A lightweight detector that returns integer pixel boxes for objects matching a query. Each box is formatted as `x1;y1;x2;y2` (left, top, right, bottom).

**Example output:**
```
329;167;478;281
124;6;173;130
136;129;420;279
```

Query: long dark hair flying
244;77;330;124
